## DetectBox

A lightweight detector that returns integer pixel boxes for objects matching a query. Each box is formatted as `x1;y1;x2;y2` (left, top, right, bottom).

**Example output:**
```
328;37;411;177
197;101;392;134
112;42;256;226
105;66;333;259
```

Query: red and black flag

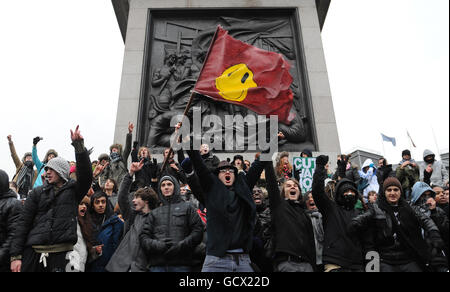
193;26;294;124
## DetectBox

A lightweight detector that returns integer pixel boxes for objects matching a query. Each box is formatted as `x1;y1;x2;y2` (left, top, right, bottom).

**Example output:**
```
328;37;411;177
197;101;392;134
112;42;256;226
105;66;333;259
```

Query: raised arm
122;122;133;164
244;156;267;191
186;149;215;193
71;126;93;204
7;135;22;169
31;136;44;172
264;160;283;210
186;171;206;207
118;174;134;222
120;160;144;221
312;155;334;214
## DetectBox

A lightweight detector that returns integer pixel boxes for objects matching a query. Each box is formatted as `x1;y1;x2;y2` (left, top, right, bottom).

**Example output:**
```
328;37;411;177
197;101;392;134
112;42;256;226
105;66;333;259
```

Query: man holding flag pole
161;25;294;172
160;25;296;272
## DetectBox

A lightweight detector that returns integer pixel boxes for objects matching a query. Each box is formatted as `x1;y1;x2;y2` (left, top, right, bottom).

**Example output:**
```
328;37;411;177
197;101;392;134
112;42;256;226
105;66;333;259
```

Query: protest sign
293;157;316;193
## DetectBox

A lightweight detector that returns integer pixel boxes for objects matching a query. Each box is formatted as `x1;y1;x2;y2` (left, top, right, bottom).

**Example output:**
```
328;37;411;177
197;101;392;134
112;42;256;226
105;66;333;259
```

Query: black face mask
340;194;356;209
24;161;34;168
424;157;435;164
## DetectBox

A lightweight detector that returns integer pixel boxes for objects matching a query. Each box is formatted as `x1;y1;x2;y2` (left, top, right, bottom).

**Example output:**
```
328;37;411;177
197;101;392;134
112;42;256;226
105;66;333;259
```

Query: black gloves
429;230;445;250
152;239;170;253
164;242;184;258
33;136;42;146
314;155;329;178
337;158;346;174
423;169;432;185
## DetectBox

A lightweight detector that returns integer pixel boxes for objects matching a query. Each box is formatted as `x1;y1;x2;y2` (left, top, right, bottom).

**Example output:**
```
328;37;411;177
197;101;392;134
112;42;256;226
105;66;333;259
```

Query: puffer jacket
0;170;22;271
140;175;203;267
410;181;449;269
419;149;449;187
10;143;92;259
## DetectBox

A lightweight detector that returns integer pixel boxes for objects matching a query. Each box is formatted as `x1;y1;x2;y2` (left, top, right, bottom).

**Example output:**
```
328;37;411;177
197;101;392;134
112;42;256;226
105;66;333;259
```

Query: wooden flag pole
159;26;221;175
160;91;197;173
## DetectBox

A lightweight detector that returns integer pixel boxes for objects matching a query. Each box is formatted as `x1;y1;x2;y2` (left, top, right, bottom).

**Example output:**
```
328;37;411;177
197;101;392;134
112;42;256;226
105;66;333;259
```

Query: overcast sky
0;0;448;178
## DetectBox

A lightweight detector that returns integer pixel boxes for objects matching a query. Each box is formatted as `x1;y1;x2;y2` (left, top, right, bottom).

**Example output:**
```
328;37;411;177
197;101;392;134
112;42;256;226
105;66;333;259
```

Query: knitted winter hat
383;177;403;194
45;157;70;182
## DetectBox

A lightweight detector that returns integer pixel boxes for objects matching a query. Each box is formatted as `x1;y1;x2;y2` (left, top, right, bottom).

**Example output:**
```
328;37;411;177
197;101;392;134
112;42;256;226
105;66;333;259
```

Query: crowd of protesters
0;124;448;272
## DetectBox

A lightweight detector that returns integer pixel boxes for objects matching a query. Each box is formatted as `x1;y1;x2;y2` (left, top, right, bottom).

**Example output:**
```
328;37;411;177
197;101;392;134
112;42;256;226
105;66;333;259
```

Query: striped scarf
17;163;34;195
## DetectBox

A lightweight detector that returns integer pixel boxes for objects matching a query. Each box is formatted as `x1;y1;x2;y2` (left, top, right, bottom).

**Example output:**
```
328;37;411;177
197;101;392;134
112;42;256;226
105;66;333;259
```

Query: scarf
110;152;121;163
17;162;34;195
399;158;417;165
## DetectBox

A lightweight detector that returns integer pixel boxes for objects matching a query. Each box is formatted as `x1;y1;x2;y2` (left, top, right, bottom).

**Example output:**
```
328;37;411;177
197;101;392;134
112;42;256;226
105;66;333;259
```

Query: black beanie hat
339;182;358;196
402;149;411;157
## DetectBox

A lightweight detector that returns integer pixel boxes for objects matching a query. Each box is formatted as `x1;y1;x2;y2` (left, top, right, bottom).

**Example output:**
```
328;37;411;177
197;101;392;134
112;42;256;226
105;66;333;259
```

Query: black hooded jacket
186;150;264;257
312;165;365;270
0;170;22;271
264;162;316;269
140;175;203;267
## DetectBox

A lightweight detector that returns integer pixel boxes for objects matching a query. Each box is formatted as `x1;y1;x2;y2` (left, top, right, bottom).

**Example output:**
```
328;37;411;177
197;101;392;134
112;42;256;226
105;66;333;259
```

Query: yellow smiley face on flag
215;64;258;102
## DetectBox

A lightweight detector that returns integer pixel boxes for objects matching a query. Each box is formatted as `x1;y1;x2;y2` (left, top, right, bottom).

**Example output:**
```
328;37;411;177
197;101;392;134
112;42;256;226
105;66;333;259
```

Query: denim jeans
149;266;191;272
275;261;314;272
201;254;254;272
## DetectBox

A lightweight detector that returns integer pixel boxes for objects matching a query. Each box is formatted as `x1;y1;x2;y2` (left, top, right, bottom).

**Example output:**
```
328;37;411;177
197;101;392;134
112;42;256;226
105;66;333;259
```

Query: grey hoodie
419;149;448;187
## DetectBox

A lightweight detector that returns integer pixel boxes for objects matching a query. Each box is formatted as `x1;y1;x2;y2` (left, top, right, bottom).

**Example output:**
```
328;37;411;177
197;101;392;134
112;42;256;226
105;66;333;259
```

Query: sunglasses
219;168;235;174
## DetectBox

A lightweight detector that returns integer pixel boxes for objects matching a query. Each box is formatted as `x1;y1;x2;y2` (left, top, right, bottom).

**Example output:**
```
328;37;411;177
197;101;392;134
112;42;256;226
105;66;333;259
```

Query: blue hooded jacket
410;181;434;205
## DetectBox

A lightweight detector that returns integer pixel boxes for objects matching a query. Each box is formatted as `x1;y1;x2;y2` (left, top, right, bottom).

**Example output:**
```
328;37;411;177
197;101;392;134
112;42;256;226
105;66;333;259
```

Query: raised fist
316;155;329;166
33;136;42;145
